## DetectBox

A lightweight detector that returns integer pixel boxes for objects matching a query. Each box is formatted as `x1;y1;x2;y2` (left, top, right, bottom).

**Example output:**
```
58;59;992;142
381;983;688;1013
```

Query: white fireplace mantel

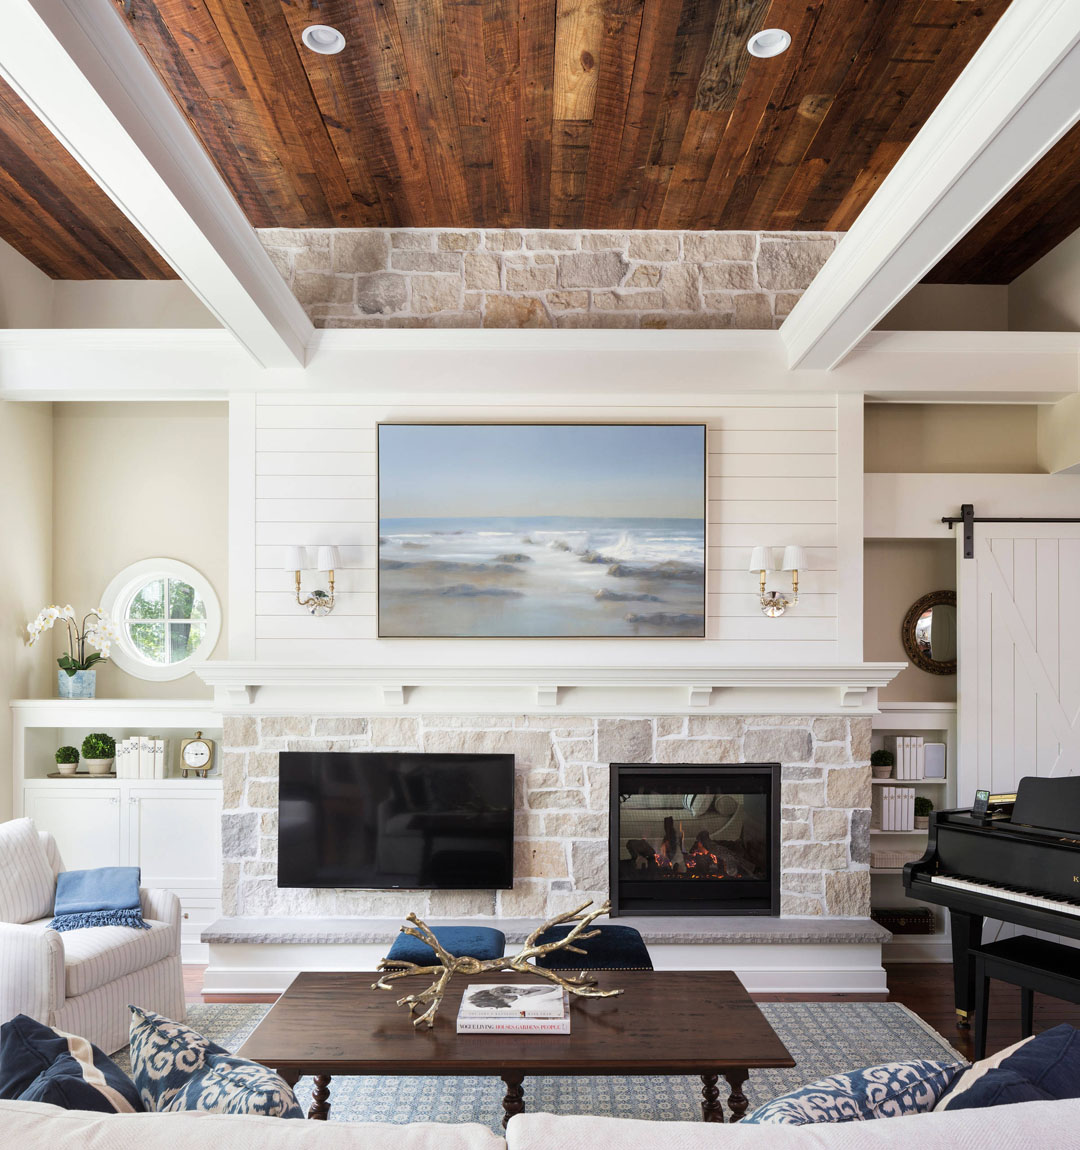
197;661;906;714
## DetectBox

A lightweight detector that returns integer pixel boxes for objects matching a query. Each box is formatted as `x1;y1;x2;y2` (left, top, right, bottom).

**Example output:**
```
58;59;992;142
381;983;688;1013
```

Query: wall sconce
285;545;340;616
749;545;807;617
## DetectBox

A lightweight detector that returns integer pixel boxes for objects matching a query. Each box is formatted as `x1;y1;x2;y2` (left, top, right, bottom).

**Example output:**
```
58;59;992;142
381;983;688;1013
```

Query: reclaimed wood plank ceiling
0;79;176;278
4;0;1078;284
111;0;1012;234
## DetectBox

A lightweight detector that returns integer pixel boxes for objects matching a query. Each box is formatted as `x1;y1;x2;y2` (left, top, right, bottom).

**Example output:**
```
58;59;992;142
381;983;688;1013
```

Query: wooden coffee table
237;970;794;1126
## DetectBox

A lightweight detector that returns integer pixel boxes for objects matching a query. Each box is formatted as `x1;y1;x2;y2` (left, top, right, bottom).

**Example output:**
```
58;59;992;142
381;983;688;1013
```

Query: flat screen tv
277;751;515;890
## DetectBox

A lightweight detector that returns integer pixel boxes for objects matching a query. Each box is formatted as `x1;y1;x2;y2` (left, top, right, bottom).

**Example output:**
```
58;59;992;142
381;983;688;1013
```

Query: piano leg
949;910;984;1028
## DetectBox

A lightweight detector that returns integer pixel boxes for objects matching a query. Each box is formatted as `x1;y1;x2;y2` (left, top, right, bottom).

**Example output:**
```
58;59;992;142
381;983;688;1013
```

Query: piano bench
973;935;1080;1060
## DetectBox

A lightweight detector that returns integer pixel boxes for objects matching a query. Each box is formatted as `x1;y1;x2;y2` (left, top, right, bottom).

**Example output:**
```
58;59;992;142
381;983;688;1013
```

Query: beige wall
51;403;229;699
1009;227;1080;331
865;403;1042;473
0;402;53;818
0;240;53;328
1037;392;1080;474
876;284;1008;331
0;238;217;329
50;282;218;328
864;540;956;703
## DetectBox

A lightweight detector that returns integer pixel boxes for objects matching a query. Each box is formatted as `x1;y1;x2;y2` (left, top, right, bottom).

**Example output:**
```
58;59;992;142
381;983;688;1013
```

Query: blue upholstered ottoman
384;925;506;967
533;923;653;971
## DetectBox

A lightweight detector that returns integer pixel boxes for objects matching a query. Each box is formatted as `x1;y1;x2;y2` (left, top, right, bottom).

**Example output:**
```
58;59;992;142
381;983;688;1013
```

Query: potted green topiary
870;749;894;780
81;732;116;776
914;796;934;830
55;745;80;777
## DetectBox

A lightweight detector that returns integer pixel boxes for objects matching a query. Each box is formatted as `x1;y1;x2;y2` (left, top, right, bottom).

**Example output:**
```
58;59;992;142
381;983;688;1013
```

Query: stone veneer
257;229;840;329
221;713;871;920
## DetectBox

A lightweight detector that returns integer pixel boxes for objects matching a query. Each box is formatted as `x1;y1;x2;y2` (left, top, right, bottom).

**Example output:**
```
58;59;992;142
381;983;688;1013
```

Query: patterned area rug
113;1001;962;1131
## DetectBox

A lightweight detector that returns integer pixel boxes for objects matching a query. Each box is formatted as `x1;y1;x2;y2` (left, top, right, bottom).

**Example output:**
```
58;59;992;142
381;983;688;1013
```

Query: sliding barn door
958;525;1080;798
958;525;1080;944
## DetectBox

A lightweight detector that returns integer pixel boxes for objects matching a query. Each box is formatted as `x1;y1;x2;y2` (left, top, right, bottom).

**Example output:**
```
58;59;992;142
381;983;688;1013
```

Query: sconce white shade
316;545;342;571
781;545;808;572
748;546;771;573
284;546;308;572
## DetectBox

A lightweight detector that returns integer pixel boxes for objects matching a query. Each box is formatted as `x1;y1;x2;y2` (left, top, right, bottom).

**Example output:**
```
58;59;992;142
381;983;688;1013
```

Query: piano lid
1009;775;1080;837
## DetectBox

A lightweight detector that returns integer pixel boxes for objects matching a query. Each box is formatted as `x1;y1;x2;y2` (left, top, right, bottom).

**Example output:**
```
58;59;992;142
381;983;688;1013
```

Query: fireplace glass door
609;763;780;915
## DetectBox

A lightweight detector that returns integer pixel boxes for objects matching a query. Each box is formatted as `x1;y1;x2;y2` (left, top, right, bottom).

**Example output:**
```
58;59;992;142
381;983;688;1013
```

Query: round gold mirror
901;590;956;675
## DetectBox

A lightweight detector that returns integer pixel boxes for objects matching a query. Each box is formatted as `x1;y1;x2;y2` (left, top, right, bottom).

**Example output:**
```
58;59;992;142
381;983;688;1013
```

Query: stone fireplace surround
220;712;872;921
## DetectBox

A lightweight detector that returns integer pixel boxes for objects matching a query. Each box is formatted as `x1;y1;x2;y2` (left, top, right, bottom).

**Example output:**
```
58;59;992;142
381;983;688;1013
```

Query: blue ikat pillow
129;1006;303;1118
741;1059;966;1124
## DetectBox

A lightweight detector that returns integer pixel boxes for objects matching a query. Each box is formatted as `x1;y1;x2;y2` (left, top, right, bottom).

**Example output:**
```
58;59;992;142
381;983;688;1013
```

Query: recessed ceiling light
301;24;346;55
747;28;791;58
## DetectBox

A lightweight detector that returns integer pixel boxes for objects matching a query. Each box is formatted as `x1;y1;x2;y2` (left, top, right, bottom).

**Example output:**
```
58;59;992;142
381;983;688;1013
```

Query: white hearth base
201;916;890;997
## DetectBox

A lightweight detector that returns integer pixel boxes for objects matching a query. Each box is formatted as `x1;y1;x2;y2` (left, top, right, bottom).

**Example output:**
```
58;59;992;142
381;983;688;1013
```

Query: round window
101;559;221;681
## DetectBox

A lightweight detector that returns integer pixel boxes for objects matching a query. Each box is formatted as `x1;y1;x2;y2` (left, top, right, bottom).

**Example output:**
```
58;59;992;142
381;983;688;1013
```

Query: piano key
929;874;1080;917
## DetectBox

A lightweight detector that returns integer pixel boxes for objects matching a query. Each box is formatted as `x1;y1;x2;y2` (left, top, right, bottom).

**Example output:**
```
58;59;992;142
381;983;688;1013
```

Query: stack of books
878;786;916;831
115;736;169;779
883;736;925;779
456;983;570;1034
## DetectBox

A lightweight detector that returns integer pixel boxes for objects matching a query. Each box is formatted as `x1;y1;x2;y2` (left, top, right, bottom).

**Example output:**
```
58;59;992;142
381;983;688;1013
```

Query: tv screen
277;752;515;890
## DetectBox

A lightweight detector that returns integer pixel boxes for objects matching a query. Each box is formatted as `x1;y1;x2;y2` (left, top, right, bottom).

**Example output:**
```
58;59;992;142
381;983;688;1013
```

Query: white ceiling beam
0;0;312;368
781;0;1080;371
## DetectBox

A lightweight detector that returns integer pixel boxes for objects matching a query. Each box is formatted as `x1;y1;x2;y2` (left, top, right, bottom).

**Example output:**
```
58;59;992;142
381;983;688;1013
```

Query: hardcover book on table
456;984;570;1034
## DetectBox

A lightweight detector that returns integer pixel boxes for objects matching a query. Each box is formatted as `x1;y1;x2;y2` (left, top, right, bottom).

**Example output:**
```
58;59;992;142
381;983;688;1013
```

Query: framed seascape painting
377;424;706;638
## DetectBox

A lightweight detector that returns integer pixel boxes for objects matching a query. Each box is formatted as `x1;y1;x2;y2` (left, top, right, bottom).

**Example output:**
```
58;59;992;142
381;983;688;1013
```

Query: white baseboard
202;940;887;997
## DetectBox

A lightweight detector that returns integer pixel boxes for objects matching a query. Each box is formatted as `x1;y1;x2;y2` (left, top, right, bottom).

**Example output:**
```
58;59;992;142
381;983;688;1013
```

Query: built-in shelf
870;867;907;875
872;778;947;785
870;828;928;836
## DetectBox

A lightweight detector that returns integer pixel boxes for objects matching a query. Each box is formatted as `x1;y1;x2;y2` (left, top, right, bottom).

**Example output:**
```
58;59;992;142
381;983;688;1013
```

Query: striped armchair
0;828;185;1055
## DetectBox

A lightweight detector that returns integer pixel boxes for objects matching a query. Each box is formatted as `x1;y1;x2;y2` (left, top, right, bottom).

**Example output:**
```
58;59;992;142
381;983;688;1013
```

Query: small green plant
914;796;934;818
870;749;894;767
55;745;79;765
81;732;116;760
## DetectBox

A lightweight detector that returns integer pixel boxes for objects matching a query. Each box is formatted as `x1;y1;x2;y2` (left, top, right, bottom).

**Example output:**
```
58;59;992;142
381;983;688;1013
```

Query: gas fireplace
608;763;781;916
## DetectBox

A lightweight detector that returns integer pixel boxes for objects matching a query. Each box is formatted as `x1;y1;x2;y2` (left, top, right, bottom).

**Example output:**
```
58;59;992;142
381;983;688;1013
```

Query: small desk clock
180;731;215;779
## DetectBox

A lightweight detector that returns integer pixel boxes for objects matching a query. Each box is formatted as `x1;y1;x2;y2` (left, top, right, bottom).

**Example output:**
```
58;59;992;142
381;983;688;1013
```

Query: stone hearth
220;713;871;920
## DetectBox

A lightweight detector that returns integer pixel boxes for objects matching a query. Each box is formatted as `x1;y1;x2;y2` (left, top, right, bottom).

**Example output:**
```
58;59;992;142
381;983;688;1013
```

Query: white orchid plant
27;605;122;677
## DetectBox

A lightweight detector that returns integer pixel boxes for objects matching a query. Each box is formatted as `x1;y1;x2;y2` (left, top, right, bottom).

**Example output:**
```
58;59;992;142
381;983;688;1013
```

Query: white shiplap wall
243;396;842;665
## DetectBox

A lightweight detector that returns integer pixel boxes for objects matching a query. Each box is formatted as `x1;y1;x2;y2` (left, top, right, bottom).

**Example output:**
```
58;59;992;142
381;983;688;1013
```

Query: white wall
0;402;53;819
51;403;228;699
1009;227;1080;331
238;395;844;666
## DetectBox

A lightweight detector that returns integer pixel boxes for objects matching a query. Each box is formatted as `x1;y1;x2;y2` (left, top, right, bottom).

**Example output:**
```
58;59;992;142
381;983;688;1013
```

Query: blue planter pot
57;669;96;699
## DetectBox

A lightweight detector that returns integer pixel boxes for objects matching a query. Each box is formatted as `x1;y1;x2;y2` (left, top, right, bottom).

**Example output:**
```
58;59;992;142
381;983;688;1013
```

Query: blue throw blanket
50;867;148;932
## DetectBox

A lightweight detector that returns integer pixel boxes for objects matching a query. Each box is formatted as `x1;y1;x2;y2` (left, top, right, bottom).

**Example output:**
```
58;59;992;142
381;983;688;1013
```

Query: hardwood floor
184;962;1080;1061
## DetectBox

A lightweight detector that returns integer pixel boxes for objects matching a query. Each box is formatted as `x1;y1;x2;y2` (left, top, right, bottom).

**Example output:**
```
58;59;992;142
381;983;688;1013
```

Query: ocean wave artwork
378;424;706;638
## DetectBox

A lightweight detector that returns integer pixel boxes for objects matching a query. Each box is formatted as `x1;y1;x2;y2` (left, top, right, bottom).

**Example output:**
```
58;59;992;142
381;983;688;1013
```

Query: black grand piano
904;775;1080;1025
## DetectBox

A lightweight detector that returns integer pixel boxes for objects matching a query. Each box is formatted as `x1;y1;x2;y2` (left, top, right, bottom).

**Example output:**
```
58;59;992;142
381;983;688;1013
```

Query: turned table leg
278;1069;300;1089
308;1074;332;1121
501;1072;526;1128
724;1069;750;1122
700;1073;724;1122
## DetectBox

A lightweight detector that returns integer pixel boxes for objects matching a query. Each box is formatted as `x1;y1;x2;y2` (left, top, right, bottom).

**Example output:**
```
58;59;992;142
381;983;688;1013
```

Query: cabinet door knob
183;912;190;920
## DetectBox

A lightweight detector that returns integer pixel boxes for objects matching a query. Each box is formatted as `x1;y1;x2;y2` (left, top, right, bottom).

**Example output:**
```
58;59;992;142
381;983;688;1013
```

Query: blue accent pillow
742;1059;965;1124
385;925;506;966
0;1014;143;1113
936;1023;1080;1110
129;1007;303;1117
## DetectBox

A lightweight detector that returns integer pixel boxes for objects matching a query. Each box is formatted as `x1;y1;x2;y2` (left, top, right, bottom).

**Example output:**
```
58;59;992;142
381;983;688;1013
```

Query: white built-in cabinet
12;700;224;962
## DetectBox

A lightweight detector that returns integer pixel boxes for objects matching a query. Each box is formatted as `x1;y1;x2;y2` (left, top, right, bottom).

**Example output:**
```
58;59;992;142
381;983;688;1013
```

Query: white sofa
0;827;185;1055
0;1098;1077;1148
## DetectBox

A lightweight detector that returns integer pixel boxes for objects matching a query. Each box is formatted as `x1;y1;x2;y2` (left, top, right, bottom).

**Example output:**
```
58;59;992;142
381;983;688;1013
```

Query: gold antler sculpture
373;899;623;1028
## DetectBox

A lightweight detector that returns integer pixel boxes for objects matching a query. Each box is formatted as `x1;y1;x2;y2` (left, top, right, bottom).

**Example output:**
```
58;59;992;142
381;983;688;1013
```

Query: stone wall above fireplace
221;712;871;921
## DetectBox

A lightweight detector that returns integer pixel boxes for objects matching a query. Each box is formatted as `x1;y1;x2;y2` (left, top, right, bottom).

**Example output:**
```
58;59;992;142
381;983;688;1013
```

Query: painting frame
376;422;707;639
